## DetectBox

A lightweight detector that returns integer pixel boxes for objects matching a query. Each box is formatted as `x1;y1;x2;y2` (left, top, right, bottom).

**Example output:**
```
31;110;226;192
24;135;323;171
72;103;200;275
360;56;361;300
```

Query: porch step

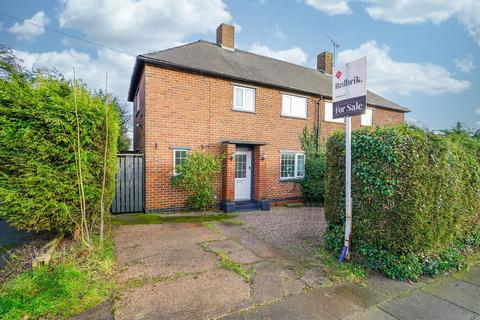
235;200;259;212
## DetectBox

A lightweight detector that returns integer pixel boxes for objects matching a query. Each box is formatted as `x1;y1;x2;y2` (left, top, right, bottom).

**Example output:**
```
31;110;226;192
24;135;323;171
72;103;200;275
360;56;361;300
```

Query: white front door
234;150;252;201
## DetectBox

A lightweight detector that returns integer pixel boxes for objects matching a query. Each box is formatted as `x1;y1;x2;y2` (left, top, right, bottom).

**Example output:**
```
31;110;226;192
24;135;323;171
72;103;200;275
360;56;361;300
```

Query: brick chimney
317;51;333;75
216;23;235;50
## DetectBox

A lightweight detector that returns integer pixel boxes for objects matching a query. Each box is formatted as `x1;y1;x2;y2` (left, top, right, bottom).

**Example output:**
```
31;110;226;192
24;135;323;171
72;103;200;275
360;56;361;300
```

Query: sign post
332;57;367;262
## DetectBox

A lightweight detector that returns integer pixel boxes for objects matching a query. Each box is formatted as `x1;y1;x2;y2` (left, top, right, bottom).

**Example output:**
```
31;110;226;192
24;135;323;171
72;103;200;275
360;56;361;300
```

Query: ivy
324;125;480;280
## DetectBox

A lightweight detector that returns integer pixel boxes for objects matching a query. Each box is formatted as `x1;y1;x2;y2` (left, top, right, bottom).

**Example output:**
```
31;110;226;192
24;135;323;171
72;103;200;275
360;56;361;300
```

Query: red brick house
127;23;409;213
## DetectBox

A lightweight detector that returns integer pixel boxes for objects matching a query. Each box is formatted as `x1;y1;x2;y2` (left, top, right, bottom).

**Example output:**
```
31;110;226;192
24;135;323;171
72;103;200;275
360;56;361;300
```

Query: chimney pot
216;23;235;50
317;51;333;75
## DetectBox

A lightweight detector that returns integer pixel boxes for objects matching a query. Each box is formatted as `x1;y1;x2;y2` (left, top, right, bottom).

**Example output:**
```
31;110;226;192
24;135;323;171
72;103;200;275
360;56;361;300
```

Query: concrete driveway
113;207;480;320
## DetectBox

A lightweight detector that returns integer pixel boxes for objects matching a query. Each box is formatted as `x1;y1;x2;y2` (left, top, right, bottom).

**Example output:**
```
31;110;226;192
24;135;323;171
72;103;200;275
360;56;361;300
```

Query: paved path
225;264;480;319
112;208;480;320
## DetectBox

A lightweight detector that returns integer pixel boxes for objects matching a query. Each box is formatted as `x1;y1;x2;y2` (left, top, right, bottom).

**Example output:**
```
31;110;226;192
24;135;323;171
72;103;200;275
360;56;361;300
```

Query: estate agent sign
333;56;367;262
332;57;367;119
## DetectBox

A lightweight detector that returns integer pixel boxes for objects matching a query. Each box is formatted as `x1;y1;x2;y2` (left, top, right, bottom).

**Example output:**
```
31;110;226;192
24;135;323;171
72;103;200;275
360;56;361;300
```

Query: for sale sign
332;57;367;119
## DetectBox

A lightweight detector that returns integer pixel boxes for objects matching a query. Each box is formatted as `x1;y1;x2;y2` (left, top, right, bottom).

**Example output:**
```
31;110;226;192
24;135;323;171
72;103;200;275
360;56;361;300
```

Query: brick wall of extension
133;65;404;212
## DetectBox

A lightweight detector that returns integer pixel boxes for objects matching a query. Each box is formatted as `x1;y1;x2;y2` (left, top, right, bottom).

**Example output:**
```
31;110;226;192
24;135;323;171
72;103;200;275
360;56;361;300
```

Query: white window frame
134;86;140;115
173;149;189;175
324;101;345;124
233;85;256;113
281;93;307;119
280;152;305;180
361;107;374;126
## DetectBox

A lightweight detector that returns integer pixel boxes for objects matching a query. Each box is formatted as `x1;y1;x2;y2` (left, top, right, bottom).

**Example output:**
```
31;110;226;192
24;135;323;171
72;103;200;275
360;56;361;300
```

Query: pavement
111;207;480;320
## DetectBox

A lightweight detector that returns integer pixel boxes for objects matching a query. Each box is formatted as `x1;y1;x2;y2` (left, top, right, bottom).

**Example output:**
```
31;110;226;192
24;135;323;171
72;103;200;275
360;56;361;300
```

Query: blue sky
0;0;479;131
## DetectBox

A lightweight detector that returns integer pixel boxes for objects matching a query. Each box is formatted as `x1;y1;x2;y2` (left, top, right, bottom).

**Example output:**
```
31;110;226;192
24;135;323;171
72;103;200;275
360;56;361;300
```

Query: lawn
111;213;238;225
0;235;115;320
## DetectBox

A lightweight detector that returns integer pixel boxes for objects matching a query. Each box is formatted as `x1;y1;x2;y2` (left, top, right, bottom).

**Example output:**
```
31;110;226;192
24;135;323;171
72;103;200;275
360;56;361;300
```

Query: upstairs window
280;152;305;180
282;94;307;119
173;149;189;175
233;85;255;112
324;101;344;124
361;108;374;126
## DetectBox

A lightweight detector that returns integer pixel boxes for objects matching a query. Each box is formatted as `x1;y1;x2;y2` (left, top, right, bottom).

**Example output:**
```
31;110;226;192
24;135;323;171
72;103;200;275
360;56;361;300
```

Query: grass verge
112;213;238;226
308;248;365;284
0;234;115;320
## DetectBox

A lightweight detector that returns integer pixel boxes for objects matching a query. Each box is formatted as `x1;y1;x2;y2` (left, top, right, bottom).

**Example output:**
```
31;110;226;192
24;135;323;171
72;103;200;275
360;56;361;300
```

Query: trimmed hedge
0;62;119;233
325;125;480;280
300;127;326;204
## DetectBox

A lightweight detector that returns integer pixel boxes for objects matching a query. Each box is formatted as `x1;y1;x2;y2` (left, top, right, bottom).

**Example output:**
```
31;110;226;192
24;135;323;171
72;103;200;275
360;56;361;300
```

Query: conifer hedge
0;62;119;233
325;125;480;280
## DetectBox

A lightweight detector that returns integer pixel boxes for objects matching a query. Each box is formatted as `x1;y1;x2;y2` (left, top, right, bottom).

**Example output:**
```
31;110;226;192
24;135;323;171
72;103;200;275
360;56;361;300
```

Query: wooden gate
111;153;144;213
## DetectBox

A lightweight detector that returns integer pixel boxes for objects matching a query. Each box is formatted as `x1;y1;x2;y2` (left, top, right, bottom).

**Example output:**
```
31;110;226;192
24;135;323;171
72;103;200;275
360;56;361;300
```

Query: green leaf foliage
325;125;480;280
300;126;326;203
0;61;119;233
171;152;224;211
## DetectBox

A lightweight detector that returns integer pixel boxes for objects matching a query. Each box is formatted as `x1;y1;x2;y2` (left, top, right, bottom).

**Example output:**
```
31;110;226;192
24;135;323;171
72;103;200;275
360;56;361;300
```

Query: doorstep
220;199;270;213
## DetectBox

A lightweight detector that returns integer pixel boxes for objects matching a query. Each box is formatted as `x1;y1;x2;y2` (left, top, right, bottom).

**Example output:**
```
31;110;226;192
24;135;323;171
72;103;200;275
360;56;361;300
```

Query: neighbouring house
127;23;409;213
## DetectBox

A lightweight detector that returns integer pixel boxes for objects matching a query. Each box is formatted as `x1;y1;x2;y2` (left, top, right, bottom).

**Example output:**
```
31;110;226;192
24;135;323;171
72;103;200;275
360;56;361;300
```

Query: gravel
239;207;327;259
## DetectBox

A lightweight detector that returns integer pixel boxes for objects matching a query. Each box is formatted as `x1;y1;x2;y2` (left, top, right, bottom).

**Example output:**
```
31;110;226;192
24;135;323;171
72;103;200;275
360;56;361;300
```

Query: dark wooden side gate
111;153;144;214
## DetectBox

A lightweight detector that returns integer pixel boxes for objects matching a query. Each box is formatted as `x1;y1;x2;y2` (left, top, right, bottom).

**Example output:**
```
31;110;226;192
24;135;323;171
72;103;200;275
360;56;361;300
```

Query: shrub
172;152;223;211
325;125;480;280
0;61;119;233
300;127;326;203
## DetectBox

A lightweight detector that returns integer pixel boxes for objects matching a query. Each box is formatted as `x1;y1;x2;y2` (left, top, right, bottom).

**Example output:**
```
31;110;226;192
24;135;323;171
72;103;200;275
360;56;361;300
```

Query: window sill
279;178;304;183
232;107;256;114
360;124;373;127
281;114;307;120
324;120;345;125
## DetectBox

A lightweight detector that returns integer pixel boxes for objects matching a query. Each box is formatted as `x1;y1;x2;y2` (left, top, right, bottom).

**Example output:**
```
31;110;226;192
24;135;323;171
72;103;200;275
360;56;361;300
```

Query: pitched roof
128;40;409;112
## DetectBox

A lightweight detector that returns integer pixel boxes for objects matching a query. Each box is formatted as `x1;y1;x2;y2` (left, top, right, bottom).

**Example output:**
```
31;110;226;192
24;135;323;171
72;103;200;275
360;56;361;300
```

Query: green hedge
300;126;326;204
325;125;480;280
0;62;119;233
301;154;326;203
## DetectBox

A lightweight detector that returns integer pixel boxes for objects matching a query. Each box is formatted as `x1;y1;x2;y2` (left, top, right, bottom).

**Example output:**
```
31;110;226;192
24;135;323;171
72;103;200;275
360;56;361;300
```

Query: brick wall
138;64;405;211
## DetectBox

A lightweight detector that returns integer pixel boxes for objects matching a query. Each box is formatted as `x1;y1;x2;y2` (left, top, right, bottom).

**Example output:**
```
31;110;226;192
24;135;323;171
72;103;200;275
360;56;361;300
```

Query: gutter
128;56;410;113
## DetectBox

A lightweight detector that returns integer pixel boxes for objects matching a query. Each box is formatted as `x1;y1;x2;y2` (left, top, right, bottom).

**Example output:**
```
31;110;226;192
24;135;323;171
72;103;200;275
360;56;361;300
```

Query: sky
0;0;479;131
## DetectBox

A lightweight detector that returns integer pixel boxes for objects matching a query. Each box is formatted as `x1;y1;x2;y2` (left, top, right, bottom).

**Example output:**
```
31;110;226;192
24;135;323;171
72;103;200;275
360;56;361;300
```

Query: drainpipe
316;96;322;152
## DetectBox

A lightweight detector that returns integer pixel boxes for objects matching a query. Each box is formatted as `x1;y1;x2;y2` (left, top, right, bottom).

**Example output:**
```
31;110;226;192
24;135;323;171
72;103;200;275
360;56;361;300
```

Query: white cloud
267;24;285;40
365;1;463;24
457;2;480;47
364;0;480;46
455;54;475;73
14;0;233;101
249;44;308;65
15;49;134;98
303;0;480;46
305;0;351;15
58;0;232;54
233;22;242;33
8;11;50;41
337;41;470;95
